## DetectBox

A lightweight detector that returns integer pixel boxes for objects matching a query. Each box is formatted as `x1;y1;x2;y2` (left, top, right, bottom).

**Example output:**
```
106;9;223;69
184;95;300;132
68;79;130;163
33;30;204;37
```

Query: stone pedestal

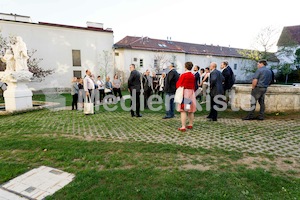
1;71;33;112
231;84;300;113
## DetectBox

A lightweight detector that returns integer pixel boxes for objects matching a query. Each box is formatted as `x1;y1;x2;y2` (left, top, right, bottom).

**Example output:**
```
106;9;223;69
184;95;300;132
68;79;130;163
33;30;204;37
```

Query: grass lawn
0;92;299;199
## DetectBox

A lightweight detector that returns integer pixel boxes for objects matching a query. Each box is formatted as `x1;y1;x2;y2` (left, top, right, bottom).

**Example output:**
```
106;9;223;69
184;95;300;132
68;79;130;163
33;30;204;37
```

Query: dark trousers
99;89;105;102
158;91;164;100
208;95;218;120
113;88;123;98
105;91;113;102
248;87;267;117
144;89;152;108
130;90;141;116
165;92;175;117
72;94;78;110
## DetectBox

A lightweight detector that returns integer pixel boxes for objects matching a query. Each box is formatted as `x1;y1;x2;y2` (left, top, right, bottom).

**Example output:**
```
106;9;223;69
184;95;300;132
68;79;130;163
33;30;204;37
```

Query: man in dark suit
163;63;179;119
142;70;153;109
193;65;201;100
128;64;142;117
221;61;235;103
207;62;224;121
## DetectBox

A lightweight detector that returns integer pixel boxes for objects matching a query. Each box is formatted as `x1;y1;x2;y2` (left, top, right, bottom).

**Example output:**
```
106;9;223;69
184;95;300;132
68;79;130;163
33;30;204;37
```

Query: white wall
114;49;186;79
0;20;114;91
115;48;258;81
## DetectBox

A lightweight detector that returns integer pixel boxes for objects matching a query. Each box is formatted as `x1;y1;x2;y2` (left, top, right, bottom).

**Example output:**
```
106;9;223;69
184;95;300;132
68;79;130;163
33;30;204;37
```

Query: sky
1;0;299;52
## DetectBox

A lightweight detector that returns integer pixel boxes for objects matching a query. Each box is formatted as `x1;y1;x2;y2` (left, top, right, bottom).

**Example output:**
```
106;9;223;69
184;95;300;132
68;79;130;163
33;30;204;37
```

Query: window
73;70;82;78
140;59;143;67
234;64;237;70
115;52;119;56
154;59;158;68
158;44;167;48
72;50;81;66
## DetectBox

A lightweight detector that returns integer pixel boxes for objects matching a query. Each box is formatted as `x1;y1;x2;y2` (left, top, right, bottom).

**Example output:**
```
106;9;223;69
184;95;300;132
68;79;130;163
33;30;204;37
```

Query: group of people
71;70;123;110
127;61;232;131
128;59;273;132
141;69;166;108
73;59;273;132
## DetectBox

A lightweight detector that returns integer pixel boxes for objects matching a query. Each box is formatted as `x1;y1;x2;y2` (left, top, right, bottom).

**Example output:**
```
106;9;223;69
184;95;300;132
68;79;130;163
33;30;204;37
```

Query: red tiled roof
277;25;300;46
114;36;245;58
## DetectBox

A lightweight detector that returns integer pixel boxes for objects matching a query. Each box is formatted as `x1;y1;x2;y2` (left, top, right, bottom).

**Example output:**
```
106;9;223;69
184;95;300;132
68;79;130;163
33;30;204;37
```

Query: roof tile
115;36;244;58
277;25;300;46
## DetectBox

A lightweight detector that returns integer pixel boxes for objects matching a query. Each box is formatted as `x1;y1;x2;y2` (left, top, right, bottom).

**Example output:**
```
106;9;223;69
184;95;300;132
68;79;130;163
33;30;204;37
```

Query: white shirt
159;76;165;91
83;75;95;91
202;72;210;85
97;79;105;90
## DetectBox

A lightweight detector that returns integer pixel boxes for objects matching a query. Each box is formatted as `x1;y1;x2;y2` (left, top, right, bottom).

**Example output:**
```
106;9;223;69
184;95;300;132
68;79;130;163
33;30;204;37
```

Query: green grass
0;136;299;200
0;92;300;199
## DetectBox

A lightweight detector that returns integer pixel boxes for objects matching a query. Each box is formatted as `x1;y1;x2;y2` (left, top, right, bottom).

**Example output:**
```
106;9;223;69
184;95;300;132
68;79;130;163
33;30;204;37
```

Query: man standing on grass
220;61;235;104
207;62;224;121
163;63;179;119
193;65;201;100
242;60;272;121
128;64;142;117
83;69;95;102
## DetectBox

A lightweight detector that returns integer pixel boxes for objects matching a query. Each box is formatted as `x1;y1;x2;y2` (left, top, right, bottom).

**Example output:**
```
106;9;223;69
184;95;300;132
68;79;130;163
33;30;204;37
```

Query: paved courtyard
1;109;299;158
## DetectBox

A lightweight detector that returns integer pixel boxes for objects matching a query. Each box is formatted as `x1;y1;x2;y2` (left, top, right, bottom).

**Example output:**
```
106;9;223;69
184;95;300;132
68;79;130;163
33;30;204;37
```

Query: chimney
86;21;103;29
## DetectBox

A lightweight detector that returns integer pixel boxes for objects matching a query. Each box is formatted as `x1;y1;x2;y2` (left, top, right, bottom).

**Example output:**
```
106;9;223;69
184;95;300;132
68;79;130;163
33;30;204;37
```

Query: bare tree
238;26;279;75
99;50;113;78
27;49;54;81
253;26;278;57
152;52;171;73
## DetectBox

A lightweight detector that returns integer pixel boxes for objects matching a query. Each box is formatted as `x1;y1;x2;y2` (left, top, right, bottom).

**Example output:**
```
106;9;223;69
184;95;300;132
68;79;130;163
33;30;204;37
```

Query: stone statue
0;36;32;83
11;36;29;71
1;49;15;71
0;36;33;112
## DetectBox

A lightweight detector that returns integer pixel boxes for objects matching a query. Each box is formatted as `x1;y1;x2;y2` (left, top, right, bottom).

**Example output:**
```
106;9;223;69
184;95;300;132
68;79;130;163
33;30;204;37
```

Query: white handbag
174;87;184;103
104;88;111;93
84;96;94;115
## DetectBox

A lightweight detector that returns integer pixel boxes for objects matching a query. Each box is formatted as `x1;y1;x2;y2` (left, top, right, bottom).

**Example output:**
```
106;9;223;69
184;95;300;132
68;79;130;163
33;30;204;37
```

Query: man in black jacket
221;61;235;103
163;64;179;119
128;64;142;117
207;62;224;121
193;65;201;100
142;70;153;109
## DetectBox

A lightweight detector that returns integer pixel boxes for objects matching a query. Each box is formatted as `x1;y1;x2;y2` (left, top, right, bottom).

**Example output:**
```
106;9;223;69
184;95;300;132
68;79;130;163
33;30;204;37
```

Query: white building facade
114;36;271;82
0;14;114;91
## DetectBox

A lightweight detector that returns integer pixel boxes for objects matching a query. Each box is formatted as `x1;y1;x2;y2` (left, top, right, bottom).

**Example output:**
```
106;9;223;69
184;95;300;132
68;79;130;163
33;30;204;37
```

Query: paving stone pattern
1;110;300;157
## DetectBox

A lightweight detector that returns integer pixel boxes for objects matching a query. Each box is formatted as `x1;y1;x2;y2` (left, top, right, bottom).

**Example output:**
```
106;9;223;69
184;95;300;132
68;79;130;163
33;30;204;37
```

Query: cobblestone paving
1;109;300;157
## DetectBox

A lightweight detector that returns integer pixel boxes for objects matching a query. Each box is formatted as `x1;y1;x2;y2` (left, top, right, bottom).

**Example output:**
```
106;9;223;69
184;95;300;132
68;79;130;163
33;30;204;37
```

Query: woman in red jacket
176;62;197;132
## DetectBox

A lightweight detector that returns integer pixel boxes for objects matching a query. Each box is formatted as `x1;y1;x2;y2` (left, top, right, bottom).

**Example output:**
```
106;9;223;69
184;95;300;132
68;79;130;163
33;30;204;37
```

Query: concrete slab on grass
1;166;75;200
